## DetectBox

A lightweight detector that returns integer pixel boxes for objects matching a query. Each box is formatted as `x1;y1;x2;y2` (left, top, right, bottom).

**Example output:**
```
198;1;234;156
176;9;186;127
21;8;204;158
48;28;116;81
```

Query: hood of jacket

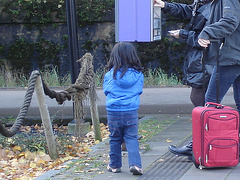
103;68;144;112
114;68;142;88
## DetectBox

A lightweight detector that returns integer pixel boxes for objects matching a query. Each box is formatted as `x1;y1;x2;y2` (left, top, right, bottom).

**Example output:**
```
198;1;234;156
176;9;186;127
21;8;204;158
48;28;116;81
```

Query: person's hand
154;0;165;8
198;38;211;48
168;30;180;39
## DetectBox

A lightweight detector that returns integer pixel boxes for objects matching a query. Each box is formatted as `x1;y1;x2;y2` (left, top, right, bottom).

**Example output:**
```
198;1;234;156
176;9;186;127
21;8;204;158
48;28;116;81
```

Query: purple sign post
115;0;161;42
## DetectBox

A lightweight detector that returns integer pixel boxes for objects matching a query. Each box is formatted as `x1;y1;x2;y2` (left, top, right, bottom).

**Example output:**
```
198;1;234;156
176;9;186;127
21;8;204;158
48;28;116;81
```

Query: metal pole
66;0;79;83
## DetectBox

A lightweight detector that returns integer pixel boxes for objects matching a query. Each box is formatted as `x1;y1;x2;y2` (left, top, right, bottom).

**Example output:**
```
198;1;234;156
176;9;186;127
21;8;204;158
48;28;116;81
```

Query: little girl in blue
103;42;144;175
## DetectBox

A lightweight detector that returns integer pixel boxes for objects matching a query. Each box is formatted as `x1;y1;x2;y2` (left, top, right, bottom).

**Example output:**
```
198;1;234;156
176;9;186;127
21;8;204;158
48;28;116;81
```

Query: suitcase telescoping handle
210;39;221;104
202;39;221;104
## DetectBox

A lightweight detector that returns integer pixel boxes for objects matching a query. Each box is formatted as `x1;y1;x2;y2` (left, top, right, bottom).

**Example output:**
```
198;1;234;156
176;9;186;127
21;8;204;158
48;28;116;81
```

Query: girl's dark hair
107;42;143;79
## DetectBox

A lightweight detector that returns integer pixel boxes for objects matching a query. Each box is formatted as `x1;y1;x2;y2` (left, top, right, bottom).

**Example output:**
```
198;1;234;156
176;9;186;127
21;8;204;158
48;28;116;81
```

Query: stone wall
0;21;115;74
0;17;187;78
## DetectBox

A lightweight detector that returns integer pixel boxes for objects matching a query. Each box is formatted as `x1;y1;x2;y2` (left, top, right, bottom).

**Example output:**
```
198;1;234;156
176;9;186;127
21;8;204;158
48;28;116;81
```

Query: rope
0;70;40;137
42;80;71;105
0;69;73;137
0;53;95;137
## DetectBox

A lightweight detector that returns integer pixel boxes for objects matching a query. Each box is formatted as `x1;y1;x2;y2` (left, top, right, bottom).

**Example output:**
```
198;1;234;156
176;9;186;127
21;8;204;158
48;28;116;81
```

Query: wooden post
89;82;102;141
73;95;85;138
89;95;102;141
35;75;59;160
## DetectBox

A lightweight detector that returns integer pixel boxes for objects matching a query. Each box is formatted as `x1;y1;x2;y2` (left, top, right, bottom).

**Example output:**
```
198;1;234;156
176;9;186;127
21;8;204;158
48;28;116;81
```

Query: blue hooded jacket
103;68;144;112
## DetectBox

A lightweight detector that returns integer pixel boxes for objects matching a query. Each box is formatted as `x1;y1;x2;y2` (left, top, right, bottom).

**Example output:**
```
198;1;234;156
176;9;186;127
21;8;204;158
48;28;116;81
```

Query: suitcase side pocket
206;138;239;167
206;112;238;131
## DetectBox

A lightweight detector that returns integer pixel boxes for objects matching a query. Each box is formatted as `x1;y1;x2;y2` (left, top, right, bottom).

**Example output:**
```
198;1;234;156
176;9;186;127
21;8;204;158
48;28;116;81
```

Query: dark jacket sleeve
163;2;193;20
199;0;240;40
180;29;202;48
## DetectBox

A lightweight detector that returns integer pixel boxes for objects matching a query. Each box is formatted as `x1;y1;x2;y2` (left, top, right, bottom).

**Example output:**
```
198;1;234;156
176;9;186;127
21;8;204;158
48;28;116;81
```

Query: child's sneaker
130;166;143;175
107;164;121;173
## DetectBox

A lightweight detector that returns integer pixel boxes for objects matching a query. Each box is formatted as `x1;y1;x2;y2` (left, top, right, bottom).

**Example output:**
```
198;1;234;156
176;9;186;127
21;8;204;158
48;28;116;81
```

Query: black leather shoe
168;141;193;157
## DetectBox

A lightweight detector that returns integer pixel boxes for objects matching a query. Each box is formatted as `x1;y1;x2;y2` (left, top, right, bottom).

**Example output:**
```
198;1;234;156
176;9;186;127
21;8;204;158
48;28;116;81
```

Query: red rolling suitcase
192;40;239;169
192;102;239;169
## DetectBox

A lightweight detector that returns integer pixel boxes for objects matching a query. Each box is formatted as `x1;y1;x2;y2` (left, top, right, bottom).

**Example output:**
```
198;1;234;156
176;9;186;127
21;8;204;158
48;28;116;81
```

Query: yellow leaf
87;168;99;172
34;124;40;129
37;151;46;156
36;167;43;171
28;172;35;177
165;138;173;143
95;140;100;144
66;145;73;149
19;176;30;180
74;170;84;173
18;153;25;158
19;158;27;164
37;159;45;165
24;151;36;161
30;162;37;168
7;153;15;159
12;146;21;151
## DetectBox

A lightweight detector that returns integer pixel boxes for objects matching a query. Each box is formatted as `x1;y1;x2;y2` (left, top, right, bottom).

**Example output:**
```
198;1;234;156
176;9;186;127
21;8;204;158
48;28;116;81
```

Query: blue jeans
205;65;240;113
107;110;142;169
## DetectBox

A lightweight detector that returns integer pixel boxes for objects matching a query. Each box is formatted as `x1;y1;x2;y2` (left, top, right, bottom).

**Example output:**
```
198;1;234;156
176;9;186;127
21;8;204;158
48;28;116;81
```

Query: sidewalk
0;86;236;118
0;87;239;179
37;114;240;180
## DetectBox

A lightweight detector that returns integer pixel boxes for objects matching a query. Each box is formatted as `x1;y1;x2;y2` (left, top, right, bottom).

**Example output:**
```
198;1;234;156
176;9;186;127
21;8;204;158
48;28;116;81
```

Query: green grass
138;116;177;151
0;69;28;88
143;68;181;86
41;67;71;87
0;64;182;88
138;117;176;143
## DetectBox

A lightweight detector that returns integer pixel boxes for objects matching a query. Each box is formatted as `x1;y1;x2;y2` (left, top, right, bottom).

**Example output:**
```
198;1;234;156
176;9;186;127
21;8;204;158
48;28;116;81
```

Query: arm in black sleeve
163;2;193;20
180;29;202;48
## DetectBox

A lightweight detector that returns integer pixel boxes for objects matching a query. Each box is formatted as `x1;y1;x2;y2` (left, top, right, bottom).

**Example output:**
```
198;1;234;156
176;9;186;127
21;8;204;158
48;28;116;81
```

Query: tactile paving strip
137;137;193;180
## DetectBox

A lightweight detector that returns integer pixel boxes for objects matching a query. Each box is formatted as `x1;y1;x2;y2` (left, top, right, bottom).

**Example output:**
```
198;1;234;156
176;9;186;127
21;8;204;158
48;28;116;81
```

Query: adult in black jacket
154;0;212;157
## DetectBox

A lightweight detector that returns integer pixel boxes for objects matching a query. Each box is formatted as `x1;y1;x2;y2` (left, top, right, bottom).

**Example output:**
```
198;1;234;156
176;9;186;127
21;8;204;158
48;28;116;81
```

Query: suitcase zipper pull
205;123;208;131
206;154;208;163
210;145;212;150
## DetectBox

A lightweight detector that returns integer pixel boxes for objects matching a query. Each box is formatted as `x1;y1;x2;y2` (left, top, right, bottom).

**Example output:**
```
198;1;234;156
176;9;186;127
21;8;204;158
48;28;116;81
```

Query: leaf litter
0;123;110;180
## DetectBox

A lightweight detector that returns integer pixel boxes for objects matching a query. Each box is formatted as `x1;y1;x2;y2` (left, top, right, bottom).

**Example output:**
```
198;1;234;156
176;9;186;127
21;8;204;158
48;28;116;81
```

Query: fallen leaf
95;140;100;144
30;162;37;168
12;146;21;152
165;138;173;143
157;158;164;162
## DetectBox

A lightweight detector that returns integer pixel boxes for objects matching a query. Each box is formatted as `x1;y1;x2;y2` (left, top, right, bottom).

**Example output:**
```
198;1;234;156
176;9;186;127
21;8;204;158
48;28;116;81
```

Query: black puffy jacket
163;1;212;88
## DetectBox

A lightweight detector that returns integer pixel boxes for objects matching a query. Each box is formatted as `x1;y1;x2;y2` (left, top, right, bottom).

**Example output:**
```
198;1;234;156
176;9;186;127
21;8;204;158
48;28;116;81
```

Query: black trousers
190;87;206;107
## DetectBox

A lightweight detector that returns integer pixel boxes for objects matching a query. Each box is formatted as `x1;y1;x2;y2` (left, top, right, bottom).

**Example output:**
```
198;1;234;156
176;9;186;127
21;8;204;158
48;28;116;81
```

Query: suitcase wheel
192;154;200;169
